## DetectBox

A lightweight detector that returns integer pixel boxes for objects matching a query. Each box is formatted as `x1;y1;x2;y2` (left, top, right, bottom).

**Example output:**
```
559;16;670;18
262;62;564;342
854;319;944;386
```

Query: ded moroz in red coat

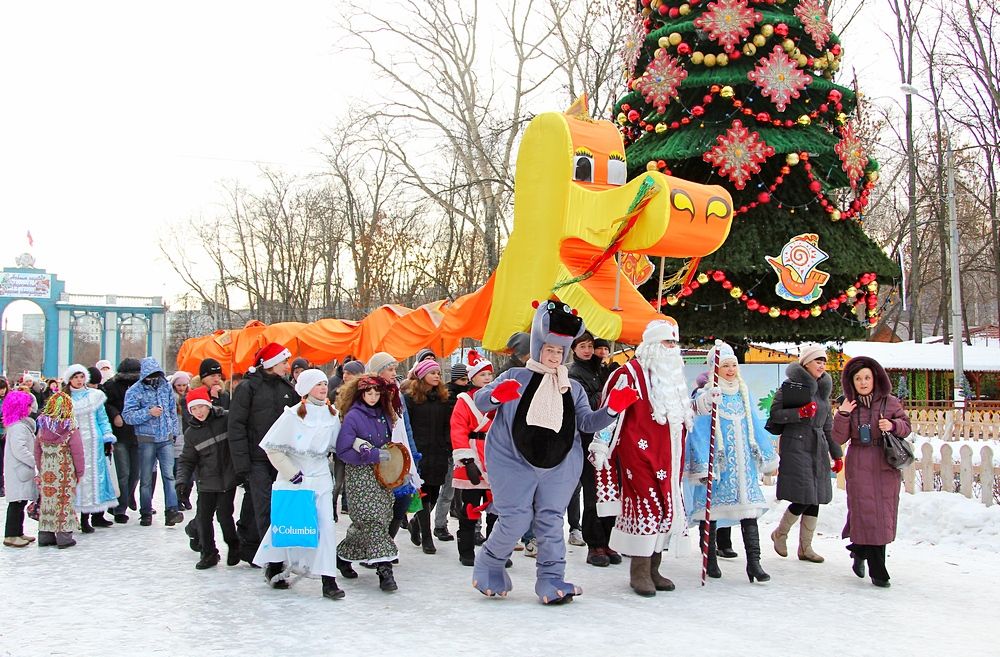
597;360;687;557
832;356;912;546
450;387;495;490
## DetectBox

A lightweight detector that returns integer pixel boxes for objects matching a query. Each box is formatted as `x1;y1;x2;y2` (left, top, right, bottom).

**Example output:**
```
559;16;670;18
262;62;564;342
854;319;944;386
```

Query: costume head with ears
529;300;585;365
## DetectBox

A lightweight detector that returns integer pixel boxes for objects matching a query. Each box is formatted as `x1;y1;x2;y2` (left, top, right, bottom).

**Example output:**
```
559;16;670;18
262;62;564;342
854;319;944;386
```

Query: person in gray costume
472;300;638;604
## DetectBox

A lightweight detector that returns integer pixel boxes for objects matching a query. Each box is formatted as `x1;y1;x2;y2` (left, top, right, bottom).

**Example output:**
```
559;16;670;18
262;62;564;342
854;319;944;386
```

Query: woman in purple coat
832;356;911;588
335;376;400;592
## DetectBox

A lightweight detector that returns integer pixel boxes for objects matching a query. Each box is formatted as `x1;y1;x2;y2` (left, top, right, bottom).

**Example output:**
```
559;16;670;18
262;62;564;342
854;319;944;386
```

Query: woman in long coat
64;364;117;531
832;356;911;587
768;345;843;563
3;390;38;547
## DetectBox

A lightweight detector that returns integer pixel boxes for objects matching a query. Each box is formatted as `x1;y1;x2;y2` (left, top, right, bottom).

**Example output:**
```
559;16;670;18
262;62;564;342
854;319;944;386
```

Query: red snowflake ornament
834;122;868;190
636;49;688;113
747;45;812;112
704;120;775;189
794;0;833;51
620;13;646;79
694;0;761;53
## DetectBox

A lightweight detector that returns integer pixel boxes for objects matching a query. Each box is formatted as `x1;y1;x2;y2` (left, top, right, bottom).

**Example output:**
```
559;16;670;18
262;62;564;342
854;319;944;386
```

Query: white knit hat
367;352;397;376
294;369;329;397
707;343;738;366
798;343;827;365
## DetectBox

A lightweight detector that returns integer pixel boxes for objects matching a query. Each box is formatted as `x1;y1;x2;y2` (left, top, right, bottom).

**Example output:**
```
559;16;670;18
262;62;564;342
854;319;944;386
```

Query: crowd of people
1;301;912;601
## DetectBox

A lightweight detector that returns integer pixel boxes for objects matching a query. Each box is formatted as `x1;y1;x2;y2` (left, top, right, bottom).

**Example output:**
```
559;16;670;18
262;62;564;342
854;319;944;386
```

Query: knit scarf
525;358;570;432
857;393;873;408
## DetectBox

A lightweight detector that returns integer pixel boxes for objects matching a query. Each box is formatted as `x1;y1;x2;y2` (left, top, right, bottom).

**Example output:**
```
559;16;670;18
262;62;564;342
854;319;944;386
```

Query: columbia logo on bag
271;524;318;536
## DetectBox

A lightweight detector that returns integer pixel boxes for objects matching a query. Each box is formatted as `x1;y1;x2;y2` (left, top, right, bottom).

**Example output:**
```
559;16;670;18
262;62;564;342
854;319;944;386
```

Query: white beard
635;341;694;428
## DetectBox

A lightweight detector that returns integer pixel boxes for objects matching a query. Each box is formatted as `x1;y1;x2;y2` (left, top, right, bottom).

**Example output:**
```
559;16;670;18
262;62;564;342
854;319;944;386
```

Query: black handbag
780;380;812;409
879;399;914;469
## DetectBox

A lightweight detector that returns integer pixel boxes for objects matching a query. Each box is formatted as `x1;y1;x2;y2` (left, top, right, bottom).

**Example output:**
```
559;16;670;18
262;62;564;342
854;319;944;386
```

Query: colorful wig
1;390;35;427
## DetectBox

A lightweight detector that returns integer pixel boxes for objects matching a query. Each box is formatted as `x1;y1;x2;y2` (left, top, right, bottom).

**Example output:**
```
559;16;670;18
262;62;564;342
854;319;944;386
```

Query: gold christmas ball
753;34;767;47
786;152;800;166
668;32;682;46
720;85;735;98
697;273;709;284
703;53;717;67
761;24;774;37
830;209;841;221
796;54;809;67
810;306;822;317
768;307;781;318
658;36;671;49
782;39;796;53
867;281;879;293
667;294;679;306
730;287;743;298
836;112;847;124
867;170;880;182
814;58;827;69
846;286;857;298
717;53;729;67
742;43;757;56
830;60;841;72
797;115;811;126
691;51;705;65
617;112;627;125
679;3;691;15
655;122;667;134
646;161;659;171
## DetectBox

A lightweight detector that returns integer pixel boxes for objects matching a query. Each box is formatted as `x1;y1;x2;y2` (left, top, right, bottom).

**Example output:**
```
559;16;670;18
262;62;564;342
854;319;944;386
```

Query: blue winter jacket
122;357;180;442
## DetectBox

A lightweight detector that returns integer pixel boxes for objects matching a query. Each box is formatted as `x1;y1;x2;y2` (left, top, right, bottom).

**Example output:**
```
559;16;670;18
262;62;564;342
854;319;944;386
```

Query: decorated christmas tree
615;0;896;344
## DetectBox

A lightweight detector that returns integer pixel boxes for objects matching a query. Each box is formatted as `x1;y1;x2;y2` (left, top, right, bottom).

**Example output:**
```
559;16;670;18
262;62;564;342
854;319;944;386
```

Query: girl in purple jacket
335;376;400;592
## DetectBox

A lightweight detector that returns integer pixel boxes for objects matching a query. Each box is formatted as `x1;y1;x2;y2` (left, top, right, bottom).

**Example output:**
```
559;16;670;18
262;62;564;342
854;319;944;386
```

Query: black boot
850;546;866;578
701;521;721;579
91;512;113;528
265;562;289;589
417;509;436;554
337;557;358;579
226;542;241;567
716;526;739;558
322;575;346;600
80;513;94;534
196;551;221;570
376;562;398;592
184;521;202;552
741;518;770;583
407;516;421;546
37;531;58;547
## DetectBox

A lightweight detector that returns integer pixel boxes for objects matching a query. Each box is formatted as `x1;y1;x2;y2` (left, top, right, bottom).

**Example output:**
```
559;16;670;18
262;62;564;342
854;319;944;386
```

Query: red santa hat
186;387;213;411
466;350;493;379
251;342;291;372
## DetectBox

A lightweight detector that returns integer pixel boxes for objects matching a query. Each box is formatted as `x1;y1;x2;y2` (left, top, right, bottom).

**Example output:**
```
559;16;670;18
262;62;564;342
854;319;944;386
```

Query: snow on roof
841;341;1000;372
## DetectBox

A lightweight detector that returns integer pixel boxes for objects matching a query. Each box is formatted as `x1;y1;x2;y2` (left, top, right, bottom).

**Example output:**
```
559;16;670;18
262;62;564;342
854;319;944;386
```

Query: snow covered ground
2;484;999;657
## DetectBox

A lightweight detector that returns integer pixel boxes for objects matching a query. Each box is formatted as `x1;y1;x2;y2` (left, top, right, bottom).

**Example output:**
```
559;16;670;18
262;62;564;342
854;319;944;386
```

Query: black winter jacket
405;387;453;487
103;361;141;445
177;408;236;493
568;356;603;410
227;370;297;475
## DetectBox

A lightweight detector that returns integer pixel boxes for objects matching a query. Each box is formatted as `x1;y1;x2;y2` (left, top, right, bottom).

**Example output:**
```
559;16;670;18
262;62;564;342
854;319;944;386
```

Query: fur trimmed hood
784;361;832;400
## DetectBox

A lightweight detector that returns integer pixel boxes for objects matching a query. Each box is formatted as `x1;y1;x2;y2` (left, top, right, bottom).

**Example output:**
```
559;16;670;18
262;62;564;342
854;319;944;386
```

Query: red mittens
798;401;818;418
491;380;521;404
607;386;639;414
832;458;844;474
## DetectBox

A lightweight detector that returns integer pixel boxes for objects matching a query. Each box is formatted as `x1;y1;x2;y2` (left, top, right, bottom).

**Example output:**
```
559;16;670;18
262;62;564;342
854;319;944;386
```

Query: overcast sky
0;1;909;329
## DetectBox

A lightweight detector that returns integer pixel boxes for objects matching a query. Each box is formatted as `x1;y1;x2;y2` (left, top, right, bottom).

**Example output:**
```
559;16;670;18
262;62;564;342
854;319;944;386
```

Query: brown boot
649;552;675;591
797;515;824;563
629;556;656;597
770;509;797;558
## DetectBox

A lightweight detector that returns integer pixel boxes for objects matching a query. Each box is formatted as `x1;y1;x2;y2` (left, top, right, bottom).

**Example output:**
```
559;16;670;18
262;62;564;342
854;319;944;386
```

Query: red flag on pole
26;231;34;247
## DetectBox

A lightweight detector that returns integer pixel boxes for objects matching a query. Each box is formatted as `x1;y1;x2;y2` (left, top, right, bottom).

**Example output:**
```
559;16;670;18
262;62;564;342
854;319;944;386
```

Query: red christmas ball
658;4;669;15
712;270;726;282
703;94;714;105
677;42;692;56
729;50;741;60
657;159;666;169
627;109;640;122
668;6;680;17
828;89;842;103
831;44;842;55
819;103;829;113
747;299;759;311
829;299;840;309
756;112;770;122
681;284;692;296
691;105;705;117
722;280;733;290
758;192;771;204
788;309;800;320
690;280;700;289
775;23;789;36
809;180;822;194
622;103;631;111
670;121;680;129
758;306;769;314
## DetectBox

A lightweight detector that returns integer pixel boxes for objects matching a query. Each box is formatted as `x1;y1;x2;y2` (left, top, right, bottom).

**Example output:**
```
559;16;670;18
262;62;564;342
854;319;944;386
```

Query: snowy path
2;486;999;657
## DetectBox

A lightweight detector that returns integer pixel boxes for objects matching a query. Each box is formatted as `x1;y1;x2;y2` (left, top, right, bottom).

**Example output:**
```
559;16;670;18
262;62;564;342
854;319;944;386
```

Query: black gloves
462;458;483;486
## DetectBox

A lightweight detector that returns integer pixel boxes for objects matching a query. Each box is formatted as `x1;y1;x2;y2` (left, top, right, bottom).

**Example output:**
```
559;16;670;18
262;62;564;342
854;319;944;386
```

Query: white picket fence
902;441;998;507
908;409;1000;441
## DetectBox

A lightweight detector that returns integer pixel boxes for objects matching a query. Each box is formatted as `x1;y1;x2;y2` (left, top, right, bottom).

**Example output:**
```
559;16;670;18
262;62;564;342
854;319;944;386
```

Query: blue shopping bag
270;487;319;548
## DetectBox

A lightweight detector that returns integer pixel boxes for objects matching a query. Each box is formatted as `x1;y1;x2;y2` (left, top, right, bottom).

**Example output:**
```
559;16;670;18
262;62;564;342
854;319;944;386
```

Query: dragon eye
671;189;695;218
607;153;627;186
706;196;732;220
574;148;594;183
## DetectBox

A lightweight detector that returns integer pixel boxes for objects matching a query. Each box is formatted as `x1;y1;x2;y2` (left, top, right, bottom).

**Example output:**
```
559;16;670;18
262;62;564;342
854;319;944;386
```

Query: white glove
352;438;374;453
695;386;722;414
588;440;610;471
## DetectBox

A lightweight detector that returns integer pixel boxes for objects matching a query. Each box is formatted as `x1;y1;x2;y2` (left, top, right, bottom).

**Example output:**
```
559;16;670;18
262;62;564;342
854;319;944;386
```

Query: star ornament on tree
636;49;688;113
835;122;868;190
620;13;646;79
694;0;762;53
747;46;812;112
794;0;834;51
704;120;775;190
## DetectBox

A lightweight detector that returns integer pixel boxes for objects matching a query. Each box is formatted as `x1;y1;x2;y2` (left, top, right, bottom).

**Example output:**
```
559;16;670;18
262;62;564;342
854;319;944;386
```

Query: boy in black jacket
176;388;239;570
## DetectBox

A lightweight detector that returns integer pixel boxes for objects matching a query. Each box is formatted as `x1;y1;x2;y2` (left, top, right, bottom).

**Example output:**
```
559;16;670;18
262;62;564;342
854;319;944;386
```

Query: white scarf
525;358;570;432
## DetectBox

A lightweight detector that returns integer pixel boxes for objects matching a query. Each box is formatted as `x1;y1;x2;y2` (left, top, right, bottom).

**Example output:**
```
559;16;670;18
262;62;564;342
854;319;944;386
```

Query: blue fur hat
529;300;585;364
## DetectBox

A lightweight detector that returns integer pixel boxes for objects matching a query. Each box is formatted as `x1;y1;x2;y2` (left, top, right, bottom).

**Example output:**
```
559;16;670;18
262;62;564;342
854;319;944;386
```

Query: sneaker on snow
524;538;538;558
568;529;586;546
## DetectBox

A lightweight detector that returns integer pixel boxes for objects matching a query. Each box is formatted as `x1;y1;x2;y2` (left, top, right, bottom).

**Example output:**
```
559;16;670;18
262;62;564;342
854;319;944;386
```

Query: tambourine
373;442;412;491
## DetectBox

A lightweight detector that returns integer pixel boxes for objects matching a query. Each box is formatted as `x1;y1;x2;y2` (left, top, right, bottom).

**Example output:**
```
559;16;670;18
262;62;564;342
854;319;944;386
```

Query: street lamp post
901;84;966;407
